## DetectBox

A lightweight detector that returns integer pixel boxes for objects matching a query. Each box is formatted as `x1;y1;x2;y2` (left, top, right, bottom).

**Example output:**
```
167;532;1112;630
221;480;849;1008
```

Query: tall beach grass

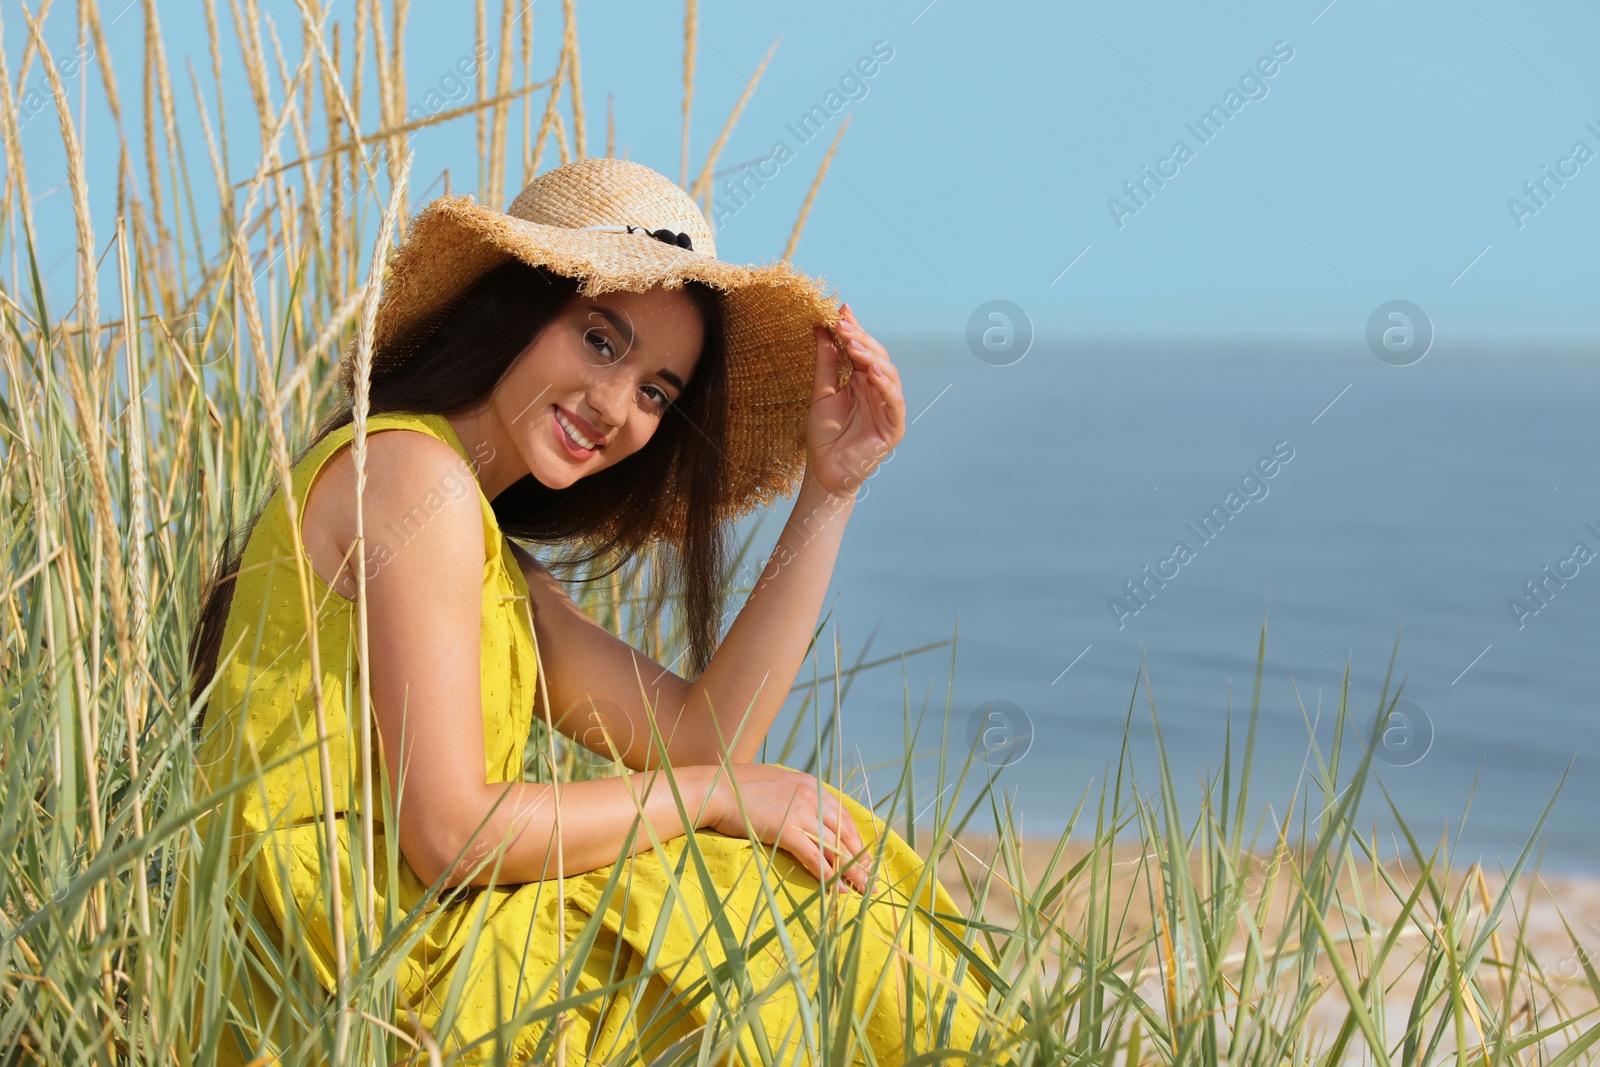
3;1;1600;1062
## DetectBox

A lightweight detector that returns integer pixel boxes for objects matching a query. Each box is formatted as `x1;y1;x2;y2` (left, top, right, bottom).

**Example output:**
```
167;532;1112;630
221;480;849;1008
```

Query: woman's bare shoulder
302;428;484;600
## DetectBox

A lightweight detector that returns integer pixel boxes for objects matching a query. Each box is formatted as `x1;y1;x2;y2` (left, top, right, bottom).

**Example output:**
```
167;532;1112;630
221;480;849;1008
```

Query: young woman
188;158;991;1064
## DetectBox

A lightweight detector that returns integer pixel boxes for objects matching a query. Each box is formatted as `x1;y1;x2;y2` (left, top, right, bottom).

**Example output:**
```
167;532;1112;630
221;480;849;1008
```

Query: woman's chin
530;455;588;490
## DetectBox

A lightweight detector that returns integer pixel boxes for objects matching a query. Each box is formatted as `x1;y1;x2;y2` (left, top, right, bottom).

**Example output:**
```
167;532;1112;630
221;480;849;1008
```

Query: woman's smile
552;404;607;458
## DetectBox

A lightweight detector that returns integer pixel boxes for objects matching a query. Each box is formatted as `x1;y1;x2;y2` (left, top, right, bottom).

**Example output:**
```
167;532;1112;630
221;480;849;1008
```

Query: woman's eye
642;384;670;410
585;328;617;361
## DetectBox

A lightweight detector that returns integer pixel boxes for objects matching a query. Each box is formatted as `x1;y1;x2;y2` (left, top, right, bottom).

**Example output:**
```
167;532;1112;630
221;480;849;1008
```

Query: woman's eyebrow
587;304;636;350
657;368;686;392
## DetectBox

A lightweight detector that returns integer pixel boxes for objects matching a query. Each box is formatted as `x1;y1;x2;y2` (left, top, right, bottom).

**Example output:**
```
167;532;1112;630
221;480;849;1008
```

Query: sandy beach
932;834;1600;1057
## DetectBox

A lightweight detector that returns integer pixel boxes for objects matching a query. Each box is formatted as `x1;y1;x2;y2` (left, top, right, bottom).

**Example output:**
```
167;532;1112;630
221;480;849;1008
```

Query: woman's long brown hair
188;259;731;728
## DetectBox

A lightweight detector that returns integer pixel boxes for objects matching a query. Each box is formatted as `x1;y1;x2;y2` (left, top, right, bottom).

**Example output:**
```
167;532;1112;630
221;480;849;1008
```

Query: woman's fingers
741;769;872;893
783;803;867;893
823;836;871;893
812;324;844;404
779;825;833;886
866;364;905;441
822;793;866;861
812;794;872;893
853;365;903;447
843;335;894;378
833;304;906;449
837;308;896;377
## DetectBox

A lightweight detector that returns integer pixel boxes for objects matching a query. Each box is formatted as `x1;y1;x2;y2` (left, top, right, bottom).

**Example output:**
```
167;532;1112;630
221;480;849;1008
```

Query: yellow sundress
192;410;995;1065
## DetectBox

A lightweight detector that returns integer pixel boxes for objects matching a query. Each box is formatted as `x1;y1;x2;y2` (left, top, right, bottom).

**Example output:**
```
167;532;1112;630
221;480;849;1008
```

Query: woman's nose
584;368;631;431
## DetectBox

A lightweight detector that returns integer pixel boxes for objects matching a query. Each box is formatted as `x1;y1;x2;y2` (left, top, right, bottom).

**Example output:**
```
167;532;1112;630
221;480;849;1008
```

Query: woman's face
489;284;705;491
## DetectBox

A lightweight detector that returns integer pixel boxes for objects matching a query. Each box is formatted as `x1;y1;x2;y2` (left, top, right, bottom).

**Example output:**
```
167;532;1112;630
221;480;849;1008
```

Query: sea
737;335;1600;875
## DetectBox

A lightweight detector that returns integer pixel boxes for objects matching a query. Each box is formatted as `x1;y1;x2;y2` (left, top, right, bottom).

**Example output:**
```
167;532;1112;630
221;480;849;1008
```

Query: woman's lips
551;405;598;459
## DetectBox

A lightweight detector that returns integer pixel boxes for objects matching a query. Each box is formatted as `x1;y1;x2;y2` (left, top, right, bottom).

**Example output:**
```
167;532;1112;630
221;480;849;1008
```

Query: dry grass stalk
325;20;347;294
389;0;408;191
679;0;695;189
691;36;779;217
85;0;121;121
349;150;415;952
113;213;159;1050
488;0;517;208
365;0;391;173
475;0;487;198
532;38;569;175
554;107;571;166
260;76;555;191
520;0;534;182
145;0;188;301
562;0;584;161
201;0;230;195
20;22;130;912
228;0;274;148
782;114;850;262
0;9;40;302
351;0;368;283
141;2;169;264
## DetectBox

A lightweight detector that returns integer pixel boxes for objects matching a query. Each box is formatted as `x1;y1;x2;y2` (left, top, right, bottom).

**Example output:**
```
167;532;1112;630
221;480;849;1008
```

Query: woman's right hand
700;765;873;893
804;304;905;499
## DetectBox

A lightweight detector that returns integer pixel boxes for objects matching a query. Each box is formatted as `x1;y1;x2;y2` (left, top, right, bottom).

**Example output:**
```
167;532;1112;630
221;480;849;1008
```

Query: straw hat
337;156;850;537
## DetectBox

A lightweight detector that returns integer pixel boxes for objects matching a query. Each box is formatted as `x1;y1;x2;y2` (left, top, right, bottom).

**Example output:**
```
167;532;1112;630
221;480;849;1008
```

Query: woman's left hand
806;303;905;497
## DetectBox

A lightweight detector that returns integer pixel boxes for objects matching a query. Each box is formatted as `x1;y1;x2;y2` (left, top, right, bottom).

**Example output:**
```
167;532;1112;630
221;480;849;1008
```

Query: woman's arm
660;472;857;762
513;472;855;768
306;426;869;891
418;761;869;891
516;306;906;768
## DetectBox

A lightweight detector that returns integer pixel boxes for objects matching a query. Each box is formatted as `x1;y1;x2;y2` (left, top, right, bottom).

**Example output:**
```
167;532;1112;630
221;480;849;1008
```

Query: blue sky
9;0;1599;340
